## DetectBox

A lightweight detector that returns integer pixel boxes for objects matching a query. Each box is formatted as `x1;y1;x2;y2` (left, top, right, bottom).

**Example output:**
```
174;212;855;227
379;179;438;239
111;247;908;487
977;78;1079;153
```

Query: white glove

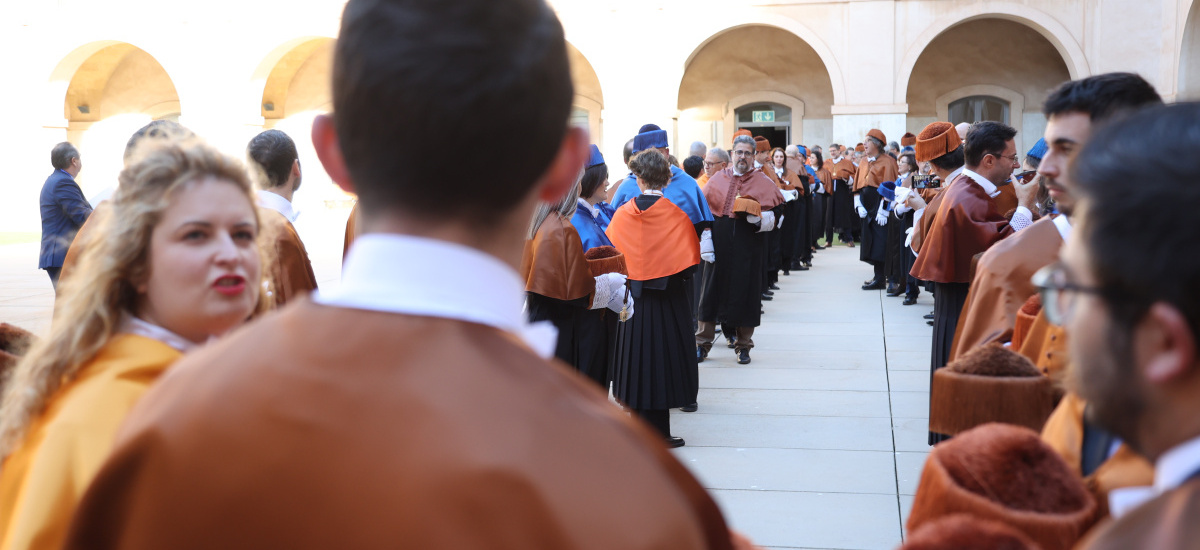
591;272;628;312
809;183;817;194
778;215;785;228
757;210;776;232
783;189;799;202
854;194;867;218
874;206;889;226
700;228;715;263
817;183;826;194
746;214;760;225
904;227;915;248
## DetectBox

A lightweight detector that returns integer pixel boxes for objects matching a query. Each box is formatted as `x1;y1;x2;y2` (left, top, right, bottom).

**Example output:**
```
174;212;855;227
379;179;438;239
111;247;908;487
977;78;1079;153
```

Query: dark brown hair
629;150;670;189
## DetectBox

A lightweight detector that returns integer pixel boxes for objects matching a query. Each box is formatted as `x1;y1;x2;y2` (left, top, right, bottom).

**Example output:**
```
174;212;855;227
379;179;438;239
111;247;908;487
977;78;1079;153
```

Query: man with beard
854;130;899;290
1049;103;1200;548
948;74;1162;364
696;135;783;365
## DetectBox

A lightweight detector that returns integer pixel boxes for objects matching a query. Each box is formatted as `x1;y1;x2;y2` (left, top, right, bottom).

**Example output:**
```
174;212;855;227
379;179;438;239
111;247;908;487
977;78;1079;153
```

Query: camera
913;174;940;189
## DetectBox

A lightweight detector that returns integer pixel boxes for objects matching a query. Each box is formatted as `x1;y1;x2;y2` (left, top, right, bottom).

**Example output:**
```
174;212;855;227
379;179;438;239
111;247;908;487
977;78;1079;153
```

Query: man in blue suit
39;142;92;289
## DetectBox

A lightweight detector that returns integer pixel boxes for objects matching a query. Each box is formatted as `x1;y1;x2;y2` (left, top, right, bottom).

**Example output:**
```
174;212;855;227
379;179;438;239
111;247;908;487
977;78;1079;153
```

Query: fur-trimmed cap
902;514;1039;550
916;122;962;163
732;196;762;217
866;128;886;145
855;143;865;152
733;129;753;139
754;135;770;152
931;344;1056;435
907;423;1097;550
583;246;628;277
901;132;917;147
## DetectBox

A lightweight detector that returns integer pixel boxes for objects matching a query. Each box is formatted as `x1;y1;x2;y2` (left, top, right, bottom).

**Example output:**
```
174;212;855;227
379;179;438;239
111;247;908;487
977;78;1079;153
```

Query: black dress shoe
726;336;737;348
769;283;780;290
680;403;698;413
886;285;902;296
924;312;935;320
761;293;773;301
927;320;934;326
697;347;708;363
737;349;751;364
795;265;809;271
763;289;774;296
665;436;685;448
862;279;886;291
903;295;918;306
782;268;790;276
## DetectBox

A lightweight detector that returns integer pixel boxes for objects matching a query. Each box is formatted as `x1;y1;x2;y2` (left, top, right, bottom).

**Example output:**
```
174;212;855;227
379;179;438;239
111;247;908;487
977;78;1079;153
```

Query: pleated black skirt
613;274;700;410
929;281;970;444
526;292;611;390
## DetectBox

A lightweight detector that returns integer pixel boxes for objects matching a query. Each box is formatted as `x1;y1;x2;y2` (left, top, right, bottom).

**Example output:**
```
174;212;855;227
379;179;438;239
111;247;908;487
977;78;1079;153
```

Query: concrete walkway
0;237;932;550
671;244;933;550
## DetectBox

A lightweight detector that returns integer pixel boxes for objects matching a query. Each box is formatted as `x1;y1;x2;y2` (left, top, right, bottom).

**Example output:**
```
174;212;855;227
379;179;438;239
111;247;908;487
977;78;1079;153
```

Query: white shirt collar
314;234;557;358
774;166;784;176
753;160;763;169
121;316;197;353
1052;214;1072;241
641;189;663;196
1155;434;1200;493
257;190;299;223
867;156;876;162
961;168;1000;198
576;197;598;217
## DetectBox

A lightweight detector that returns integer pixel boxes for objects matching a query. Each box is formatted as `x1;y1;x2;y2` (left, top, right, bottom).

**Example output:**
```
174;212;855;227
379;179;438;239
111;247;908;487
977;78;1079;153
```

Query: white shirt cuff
1010;207;1033;232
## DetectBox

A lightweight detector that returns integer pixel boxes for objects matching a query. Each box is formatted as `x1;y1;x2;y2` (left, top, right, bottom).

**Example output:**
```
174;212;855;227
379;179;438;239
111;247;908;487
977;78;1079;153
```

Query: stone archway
254;37;334;129
567;42;604;146
903;18;1071;154
47;41;181;199
676;25;835;151
1179;0;1200;101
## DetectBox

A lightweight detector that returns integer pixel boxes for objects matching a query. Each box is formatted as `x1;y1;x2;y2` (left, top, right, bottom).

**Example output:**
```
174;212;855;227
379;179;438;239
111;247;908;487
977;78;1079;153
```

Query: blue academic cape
570;204;613;251
610;165;713;225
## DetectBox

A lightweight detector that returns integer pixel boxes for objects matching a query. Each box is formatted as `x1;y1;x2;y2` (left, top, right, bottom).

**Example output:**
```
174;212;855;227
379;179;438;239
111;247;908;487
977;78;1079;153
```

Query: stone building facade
1;0;1197;231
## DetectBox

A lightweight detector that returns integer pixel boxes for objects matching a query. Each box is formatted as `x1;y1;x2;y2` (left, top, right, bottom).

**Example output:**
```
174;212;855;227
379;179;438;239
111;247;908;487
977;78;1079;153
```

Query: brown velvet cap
733;129;753;138
866;128;886;145
901;132;917;147
754;135;770;152
854;143;864;152
908;423;1097;550
931;344;1057;435
916;122;962;163
583;246;628;277
902;514;1039;550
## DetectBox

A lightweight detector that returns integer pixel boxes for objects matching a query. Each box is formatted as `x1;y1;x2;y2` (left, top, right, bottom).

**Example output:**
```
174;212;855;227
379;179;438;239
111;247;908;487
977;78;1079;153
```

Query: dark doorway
747;126;789;150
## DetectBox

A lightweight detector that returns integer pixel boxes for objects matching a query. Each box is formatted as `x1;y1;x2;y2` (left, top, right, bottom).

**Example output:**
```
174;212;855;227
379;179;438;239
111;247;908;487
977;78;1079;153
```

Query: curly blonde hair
0;139;267;457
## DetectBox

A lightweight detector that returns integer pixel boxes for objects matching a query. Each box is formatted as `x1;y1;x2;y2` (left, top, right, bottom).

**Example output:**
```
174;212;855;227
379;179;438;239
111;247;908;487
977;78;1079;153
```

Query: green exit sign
752;110;775;123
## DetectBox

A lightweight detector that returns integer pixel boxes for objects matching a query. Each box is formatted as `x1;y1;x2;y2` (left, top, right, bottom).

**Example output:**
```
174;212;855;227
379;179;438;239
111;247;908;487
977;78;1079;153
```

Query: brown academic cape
763;165;804;194
260;208;318;306
816;167;832;194
851;155;898;193
911;172;1014;284
702;168;783;218
606;198;699;281
1018;310;1070;384
911;187;946;254
994;183;1019;219
63;302;734;550
828;158;855;183
1040;392;1154;521
948;217;1062;362
343;201;359;262
1077;479;1200;550
521;213;594;303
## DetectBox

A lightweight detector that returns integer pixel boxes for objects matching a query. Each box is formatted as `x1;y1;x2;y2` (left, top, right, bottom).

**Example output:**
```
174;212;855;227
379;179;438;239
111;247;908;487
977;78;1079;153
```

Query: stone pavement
0;234;933;550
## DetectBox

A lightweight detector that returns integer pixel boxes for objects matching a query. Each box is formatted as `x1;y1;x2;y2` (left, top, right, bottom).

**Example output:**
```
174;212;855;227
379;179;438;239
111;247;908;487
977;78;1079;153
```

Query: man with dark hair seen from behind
1059;102;1200;549
38;142;91;290
63;1;741;548
247;129;319;305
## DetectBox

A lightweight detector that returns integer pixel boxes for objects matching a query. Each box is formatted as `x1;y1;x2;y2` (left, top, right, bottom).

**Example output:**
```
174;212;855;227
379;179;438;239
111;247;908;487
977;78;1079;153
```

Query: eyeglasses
991;152;1020;164
1031;263;1105;326
703;161;727;167
732;150;755;158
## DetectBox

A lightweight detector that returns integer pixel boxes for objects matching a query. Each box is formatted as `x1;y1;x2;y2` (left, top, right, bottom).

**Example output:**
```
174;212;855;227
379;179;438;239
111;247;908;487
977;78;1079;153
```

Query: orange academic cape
702;168;783;218
851;155;898;193
63;303;734;550
763;166;805;195
828;158;855;183
948;217;1062;362
911;172;1015;284
521;213;595;302
260;208;318;306
605;197;699;282
1041;392;1154;521
1017;309;1070;384
816;167;833;194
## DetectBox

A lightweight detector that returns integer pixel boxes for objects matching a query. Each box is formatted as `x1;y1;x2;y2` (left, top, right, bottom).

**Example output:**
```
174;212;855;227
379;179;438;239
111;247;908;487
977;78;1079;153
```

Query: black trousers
638;408;672;438
929;281;970;445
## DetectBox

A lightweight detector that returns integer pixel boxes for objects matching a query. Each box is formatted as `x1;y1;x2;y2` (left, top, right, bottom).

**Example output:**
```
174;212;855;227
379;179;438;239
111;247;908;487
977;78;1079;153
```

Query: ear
291;159;302;179
535;126;588;203
1141;302;1198;384
311;114;354;194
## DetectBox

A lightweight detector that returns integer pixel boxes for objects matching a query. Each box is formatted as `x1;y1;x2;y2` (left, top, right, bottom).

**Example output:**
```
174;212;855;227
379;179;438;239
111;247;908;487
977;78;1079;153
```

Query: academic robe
854;155;899;265
570;204;613;252
1017;309;1070;386
828;158;857;234
260;208;318;306
1077;479;1200;550
607;195;701;411
610;165;714;226
343;201;359;263
521;214;607;386
62;302;733;550
697;169;782;328
911;172;1015;285
763;167;806;271
58;201;109;285
696;172;709;188
948;217;1061;362
1040;392;1154;520
0;334;180;550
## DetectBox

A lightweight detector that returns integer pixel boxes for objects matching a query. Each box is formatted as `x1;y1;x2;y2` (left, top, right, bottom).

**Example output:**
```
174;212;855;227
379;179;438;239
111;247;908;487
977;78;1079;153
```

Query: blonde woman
0;140;265;550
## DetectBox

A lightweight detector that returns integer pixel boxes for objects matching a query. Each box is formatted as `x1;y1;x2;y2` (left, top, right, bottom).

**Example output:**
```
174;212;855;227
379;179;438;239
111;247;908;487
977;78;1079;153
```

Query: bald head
785;145;799;158
955;123;971;142
689;141;707;159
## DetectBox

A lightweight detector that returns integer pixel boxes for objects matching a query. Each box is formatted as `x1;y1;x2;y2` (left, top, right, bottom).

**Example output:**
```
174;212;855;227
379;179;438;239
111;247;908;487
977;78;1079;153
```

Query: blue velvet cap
586;144;605;168
796;145;808;157
1026;138;1048;161
638;123;661;134
878;180;897;202
632;129;669;154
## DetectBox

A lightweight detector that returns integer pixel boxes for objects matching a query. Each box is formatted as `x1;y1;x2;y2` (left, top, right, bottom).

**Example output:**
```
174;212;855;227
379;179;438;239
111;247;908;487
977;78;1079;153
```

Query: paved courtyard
0;228;932;550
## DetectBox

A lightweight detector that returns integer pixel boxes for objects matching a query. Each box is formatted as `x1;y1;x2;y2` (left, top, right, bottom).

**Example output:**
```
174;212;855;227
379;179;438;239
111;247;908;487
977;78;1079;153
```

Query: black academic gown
859;185;887;265
832;179;855;237
700;211;770;328
525;294;610;389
